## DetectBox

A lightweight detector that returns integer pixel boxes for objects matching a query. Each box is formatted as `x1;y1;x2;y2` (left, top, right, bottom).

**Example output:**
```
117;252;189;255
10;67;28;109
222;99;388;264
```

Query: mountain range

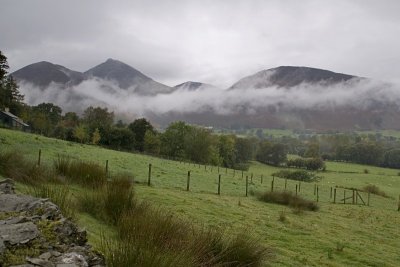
11;59;400;130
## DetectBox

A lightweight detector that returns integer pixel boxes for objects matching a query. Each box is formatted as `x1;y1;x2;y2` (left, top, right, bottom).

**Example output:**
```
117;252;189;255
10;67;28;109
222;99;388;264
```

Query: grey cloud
1;0;400;87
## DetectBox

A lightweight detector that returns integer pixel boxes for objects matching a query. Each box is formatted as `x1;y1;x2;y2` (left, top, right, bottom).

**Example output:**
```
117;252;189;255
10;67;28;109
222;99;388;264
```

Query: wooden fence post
148;163;152;186
204;165;206;171
271;176;275;192
314;184;316;195
397;194;400;211
187;171;191;191
330;187;333;199
334;188;337;203
317;186;319;202
233;169;235;177
251;173;253;183
105;160;108;176
218;174;221;195
285;178;287;190
246;176;248;197
37;149;41;166
295;184;298;195
352;190;355;204
344;190;346;204
368;192;370;206
298;181;301;193
261;174;263;184
241;170;244;179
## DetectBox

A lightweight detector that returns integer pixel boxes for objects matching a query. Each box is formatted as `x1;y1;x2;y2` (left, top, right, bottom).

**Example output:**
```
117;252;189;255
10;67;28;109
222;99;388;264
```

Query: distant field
357;129;400;139
214;128;295;138
1;128;400;266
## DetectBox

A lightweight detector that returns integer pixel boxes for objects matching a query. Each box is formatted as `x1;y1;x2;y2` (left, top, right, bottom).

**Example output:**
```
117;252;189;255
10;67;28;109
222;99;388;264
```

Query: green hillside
1;128;399;266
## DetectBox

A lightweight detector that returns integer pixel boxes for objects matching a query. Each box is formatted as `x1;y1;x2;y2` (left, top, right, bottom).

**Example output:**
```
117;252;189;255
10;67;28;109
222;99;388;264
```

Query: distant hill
11;61;85;88
229;66;358;89
12;59;175;95
174;81;219;91
85;59;175;95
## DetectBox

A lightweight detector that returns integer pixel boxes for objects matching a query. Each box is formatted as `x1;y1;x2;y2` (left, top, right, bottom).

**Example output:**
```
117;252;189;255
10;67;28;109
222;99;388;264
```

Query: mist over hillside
13;61;400;130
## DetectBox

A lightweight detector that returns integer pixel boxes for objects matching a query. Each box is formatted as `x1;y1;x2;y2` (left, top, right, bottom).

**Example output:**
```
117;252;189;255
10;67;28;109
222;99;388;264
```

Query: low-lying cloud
18;77;400;121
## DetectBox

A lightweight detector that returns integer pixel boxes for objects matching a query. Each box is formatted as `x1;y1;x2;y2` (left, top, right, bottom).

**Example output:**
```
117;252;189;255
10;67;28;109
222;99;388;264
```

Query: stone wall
0;179;105;267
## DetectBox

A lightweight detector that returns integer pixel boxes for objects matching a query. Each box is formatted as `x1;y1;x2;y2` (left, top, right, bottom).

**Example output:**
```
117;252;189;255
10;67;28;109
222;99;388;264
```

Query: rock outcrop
0;179;105;267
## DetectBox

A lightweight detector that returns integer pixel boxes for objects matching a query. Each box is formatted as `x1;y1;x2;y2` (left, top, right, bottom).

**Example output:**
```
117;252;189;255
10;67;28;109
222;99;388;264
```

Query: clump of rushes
54;155;106;188
258;191;319;212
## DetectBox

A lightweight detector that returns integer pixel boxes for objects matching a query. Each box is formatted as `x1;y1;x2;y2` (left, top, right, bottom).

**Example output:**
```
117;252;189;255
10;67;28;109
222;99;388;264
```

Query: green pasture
1;128;400;266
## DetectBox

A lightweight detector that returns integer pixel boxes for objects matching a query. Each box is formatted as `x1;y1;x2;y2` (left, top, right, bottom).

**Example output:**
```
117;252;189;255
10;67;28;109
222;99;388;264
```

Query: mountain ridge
229;66;359;89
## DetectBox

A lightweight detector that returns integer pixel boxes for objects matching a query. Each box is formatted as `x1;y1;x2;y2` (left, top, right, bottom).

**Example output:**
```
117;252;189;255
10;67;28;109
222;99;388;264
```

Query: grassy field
1;128;400;266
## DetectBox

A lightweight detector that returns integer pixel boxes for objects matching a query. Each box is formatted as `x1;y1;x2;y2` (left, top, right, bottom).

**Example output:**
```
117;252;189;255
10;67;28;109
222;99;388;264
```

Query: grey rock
0;194;38;212
27;257;55;267
0;178;15;194
56;264;79;267
39;251;53;260
58;252;88;267
0;216;29;225
0;221;39;245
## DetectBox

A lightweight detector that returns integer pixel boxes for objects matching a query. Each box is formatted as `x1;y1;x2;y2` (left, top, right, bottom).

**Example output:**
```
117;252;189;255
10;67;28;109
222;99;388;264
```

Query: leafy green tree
74;124;88;144
304;142;320;158
234;137;254;169
128;118;155;152
184;126;218;164
218;135;236;168
106;127;135;151
383;149;400;168
0;51;24;115
256;141;287;166
91;128;101;145
144;130;161;155
160;121;190;159
83;106;114;140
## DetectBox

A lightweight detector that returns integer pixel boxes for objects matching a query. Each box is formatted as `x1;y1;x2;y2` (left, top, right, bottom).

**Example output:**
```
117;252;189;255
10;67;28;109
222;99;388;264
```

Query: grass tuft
54;155;106;188
27;183;76;219
258;191;319;212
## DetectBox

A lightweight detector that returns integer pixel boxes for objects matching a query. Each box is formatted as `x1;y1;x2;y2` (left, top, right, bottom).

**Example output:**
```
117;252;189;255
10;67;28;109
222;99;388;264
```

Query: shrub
286;157;325;170
258;191;319;211
54;155;106;188
0;150;56;185
104;208;272;267
272;170;321;182
362;184;387;198
28;184;75;219
104;175;135;224
78;174;135;224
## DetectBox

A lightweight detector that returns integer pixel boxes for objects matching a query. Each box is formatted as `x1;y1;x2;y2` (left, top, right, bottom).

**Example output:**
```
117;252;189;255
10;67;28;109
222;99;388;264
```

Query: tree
83;106;114;139
144;130;161;155
218;135;236;168
74;125;88;144
0;51;24;115
304;142;320;158
92;128;101;145
383;149;400;168
106;127;135;151
235;138;254;170
184;126;218;164
256;141;287;166
160;121;190;159
128;118;155;152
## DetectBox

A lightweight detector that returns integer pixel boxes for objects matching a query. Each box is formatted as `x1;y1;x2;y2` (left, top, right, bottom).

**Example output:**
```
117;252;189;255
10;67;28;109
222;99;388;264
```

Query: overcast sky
1;0;400;87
